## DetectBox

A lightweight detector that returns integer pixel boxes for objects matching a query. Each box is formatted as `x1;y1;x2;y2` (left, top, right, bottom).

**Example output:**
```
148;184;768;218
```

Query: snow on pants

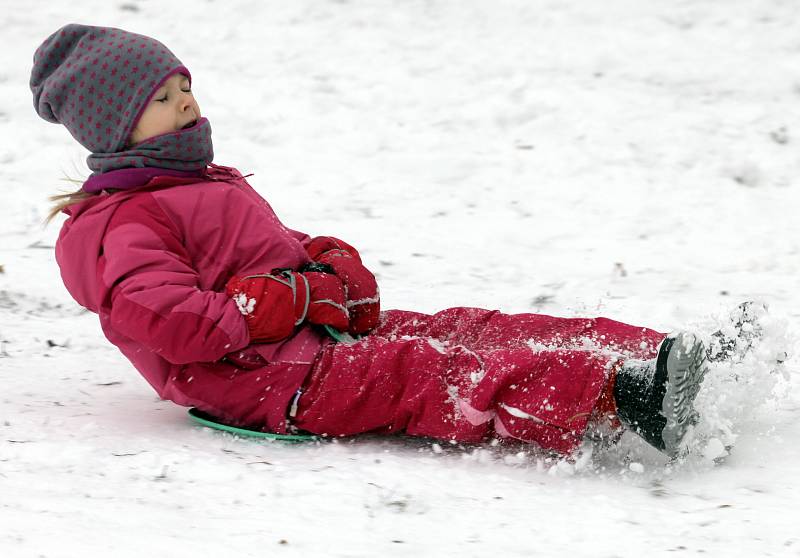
292;307;666;454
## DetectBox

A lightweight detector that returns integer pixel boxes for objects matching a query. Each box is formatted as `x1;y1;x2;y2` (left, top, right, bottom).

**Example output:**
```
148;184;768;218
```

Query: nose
179;96;198;120
179;93;193;112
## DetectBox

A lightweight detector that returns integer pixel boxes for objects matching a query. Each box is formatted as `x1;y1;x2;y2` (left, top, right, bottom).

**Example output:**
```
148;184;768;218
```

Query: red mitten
225;270;349;343
302;271;350;330
306;236;362;262
306;236;380;335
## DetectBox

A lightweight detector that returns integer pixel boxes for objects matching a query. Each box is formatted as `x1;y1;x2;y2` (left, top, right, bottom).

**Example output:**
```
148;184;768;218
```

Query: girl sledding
32;23;715;459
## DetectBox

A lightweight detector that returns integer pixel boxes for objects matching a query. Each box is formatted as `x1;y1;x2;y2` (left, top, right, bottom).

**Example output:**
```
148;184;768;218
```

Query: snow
233;292;257;316
2;0;800;556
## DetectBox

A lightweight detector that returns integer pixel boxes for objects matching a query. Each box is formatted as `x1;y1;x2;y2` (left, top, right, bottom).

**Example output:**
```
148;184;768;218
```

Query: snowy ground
2;0;800;556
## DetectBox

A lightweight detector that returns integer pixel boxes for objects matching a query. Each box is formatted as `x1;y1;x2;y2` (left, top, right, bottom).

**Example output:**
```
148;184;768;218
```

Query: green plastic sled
323;324;361;344
188;408;317;442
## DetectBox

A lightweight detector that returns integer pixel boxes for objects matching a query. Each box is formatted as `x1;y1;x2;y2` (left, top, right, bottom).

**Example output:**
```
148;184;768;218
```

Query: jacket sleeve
286;226;312;249
100;195;250;365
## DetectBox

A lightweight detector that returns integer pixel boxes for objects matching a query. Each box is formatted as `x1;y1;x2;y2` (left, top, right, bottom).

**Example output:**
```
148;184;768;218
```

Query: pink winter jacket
56;163;329;432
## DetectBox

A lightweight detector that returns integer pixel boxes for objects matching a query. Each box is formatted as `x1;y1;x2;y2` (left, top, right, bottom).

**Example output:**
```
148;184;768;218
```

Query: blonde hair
45;174;98;224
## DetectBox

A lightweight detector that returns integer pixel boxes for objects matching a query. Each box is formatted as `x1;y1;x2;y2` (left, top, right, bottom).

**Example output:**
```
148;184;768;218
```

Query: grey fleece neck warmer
30;23;213;175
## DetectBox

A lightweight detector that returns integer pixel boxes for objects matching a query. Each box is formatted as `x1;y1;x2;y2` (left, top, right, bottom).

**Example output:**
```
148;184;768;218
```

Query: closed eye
155;89;192;103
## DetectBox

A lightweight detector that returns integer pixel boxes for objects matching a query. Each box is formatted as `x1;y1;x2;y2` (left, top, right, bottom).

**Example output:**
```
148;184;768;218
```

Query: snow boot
613;331;708;458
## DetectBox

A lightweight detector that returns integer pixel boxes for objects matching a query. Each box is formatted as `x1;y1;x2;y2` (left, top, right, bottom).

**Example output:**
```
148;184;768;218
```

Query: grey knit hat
30;23;190;153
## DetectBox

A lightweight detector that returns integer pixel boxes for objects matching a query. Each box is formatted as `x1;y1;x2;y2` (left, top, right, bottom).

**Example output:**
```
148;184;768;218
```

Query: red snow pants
293;308;665;454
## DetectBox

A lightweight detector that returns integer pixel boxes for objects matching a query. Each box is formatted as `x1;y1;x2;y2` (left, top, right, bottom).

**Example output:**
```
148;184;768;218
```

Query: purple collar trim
82;166;205;194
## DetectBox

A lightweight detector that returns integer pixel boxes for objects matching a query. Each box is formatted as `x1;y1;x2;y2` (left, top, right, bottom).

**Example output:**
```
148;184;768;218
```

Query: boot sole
659;332;708;457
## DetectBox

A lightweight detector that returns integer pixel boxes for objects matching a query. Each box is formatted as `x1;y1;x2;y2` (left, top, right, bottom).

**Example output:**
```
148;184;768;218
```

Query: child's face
128;73;201;146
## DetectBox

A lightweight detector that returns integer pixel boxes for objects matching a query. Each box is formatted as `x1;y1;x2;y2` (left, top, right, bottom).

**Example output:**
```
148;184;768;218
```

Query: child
31;23;708;459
